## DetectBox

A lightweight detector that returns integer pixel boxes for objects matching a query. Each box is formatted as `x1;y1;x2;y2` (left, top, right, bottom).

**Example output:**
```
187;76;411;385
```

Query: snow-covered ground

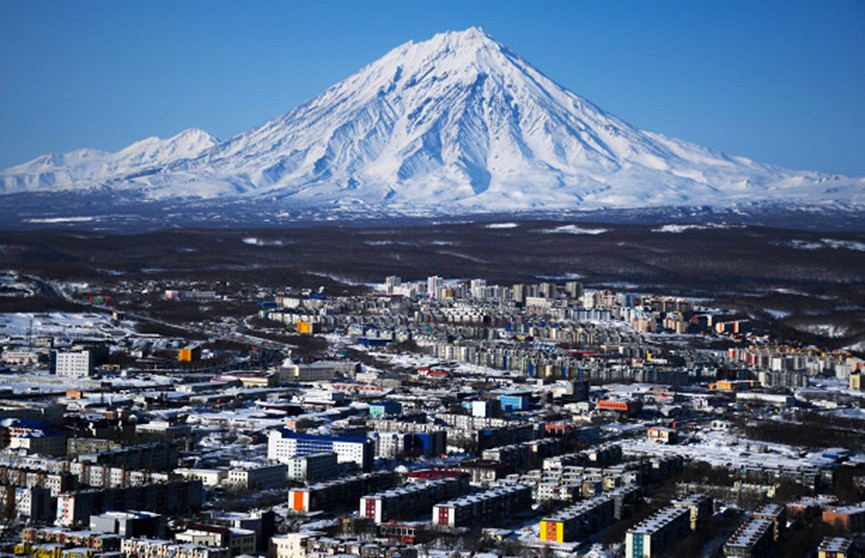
802;376;865;402
0;370;94;394
789;238;865;252
0;311;137;341
0;370;183;395
542;225;608;235
821;239;865;252
622;426;844;471
535;272;584;281
0;272;35;297
651;223;741;233
794;323;851;338
242;237;285;246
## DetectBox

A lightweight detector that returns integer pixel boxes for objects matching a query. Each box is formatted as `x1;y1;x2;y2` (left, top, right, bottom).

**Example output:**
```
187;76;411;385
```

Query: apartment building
672;493;713;531
753;503;786;541
268;429;374;471
432;485;532;528
288;472;395;513
56;479;203;527
20;527;121;553
89;510;165;538
540;495;614;543
368;401;403;418
121;539;228;558
272;532;417;558
285;452;339;482
368;431;447;459
817;537;853;558
77;442;179;471
625;505;691;558
226;463;287;490
723;517;774;558
54;351;93;379
175;524;256;557
360;477;469;524
824;502;865;532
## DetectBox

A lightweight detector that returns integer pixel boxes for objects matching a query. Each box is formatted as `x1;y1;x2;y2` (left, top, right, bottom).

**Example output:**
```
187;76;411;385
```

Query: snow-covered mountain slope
0;128;218;194
2;28;863;215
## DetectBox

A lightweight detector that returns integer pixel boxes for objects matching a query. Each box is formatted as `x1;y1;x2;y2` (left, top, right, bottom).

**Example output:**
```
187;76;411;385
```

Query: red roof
408;469;468;480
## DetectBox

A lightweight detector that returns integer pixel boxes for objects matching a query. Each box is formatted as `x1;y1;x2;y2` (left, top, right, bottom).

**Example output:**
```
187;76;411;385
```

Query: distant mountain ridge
1;128;218;194
2;27;863;222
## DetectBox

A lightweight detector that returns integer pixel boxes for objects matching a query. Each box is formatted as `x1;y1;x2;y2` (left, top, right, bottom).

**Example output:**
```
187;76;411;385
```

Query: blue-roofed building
267;429;374;471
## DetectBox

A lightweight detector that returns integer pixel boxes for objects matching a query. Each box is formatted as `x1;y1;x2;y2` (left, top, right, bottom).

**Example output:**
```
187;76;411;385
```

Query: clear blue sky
1;0;863;176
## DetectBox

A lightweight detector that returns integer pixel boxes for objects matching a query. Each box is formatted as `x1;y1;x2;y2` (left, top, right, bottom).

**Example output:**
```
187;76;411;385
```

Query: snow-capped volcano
1;27;862;217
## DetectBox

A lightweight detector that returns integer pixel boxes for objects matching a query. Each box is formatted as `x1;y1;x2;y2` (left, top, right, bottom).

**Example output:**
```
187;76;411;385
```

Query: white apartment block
427;276;442;298
227;463;287;490
285;452;339;482
55;350;93;378
268;429;373;471
272;533;309;558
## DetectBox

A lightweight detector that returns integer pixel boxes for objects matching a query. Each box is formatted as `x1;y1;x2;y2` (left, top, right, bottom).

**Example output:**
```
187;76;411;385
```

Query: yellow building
16;544;64;558
539;495;617;544
818;537;851;558
235;374;276;388
296;320;315;334
672;494;713;531
539;519;564;543
710;379;759;392
850;373;862;391
178;346;201;362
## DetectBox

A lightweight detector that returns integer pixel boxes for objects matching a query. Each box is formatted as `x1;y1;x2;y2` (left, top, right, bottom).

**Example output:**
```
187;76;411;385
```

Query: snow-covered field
822;239;865;252
789;238;865;252
542;225;608;235
0;272;35;297
794;323;851;338
622;426;844;471
0;312;137;341
651;223;742;233
242;237;285;246
24;216;97;224
0;369;183;395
